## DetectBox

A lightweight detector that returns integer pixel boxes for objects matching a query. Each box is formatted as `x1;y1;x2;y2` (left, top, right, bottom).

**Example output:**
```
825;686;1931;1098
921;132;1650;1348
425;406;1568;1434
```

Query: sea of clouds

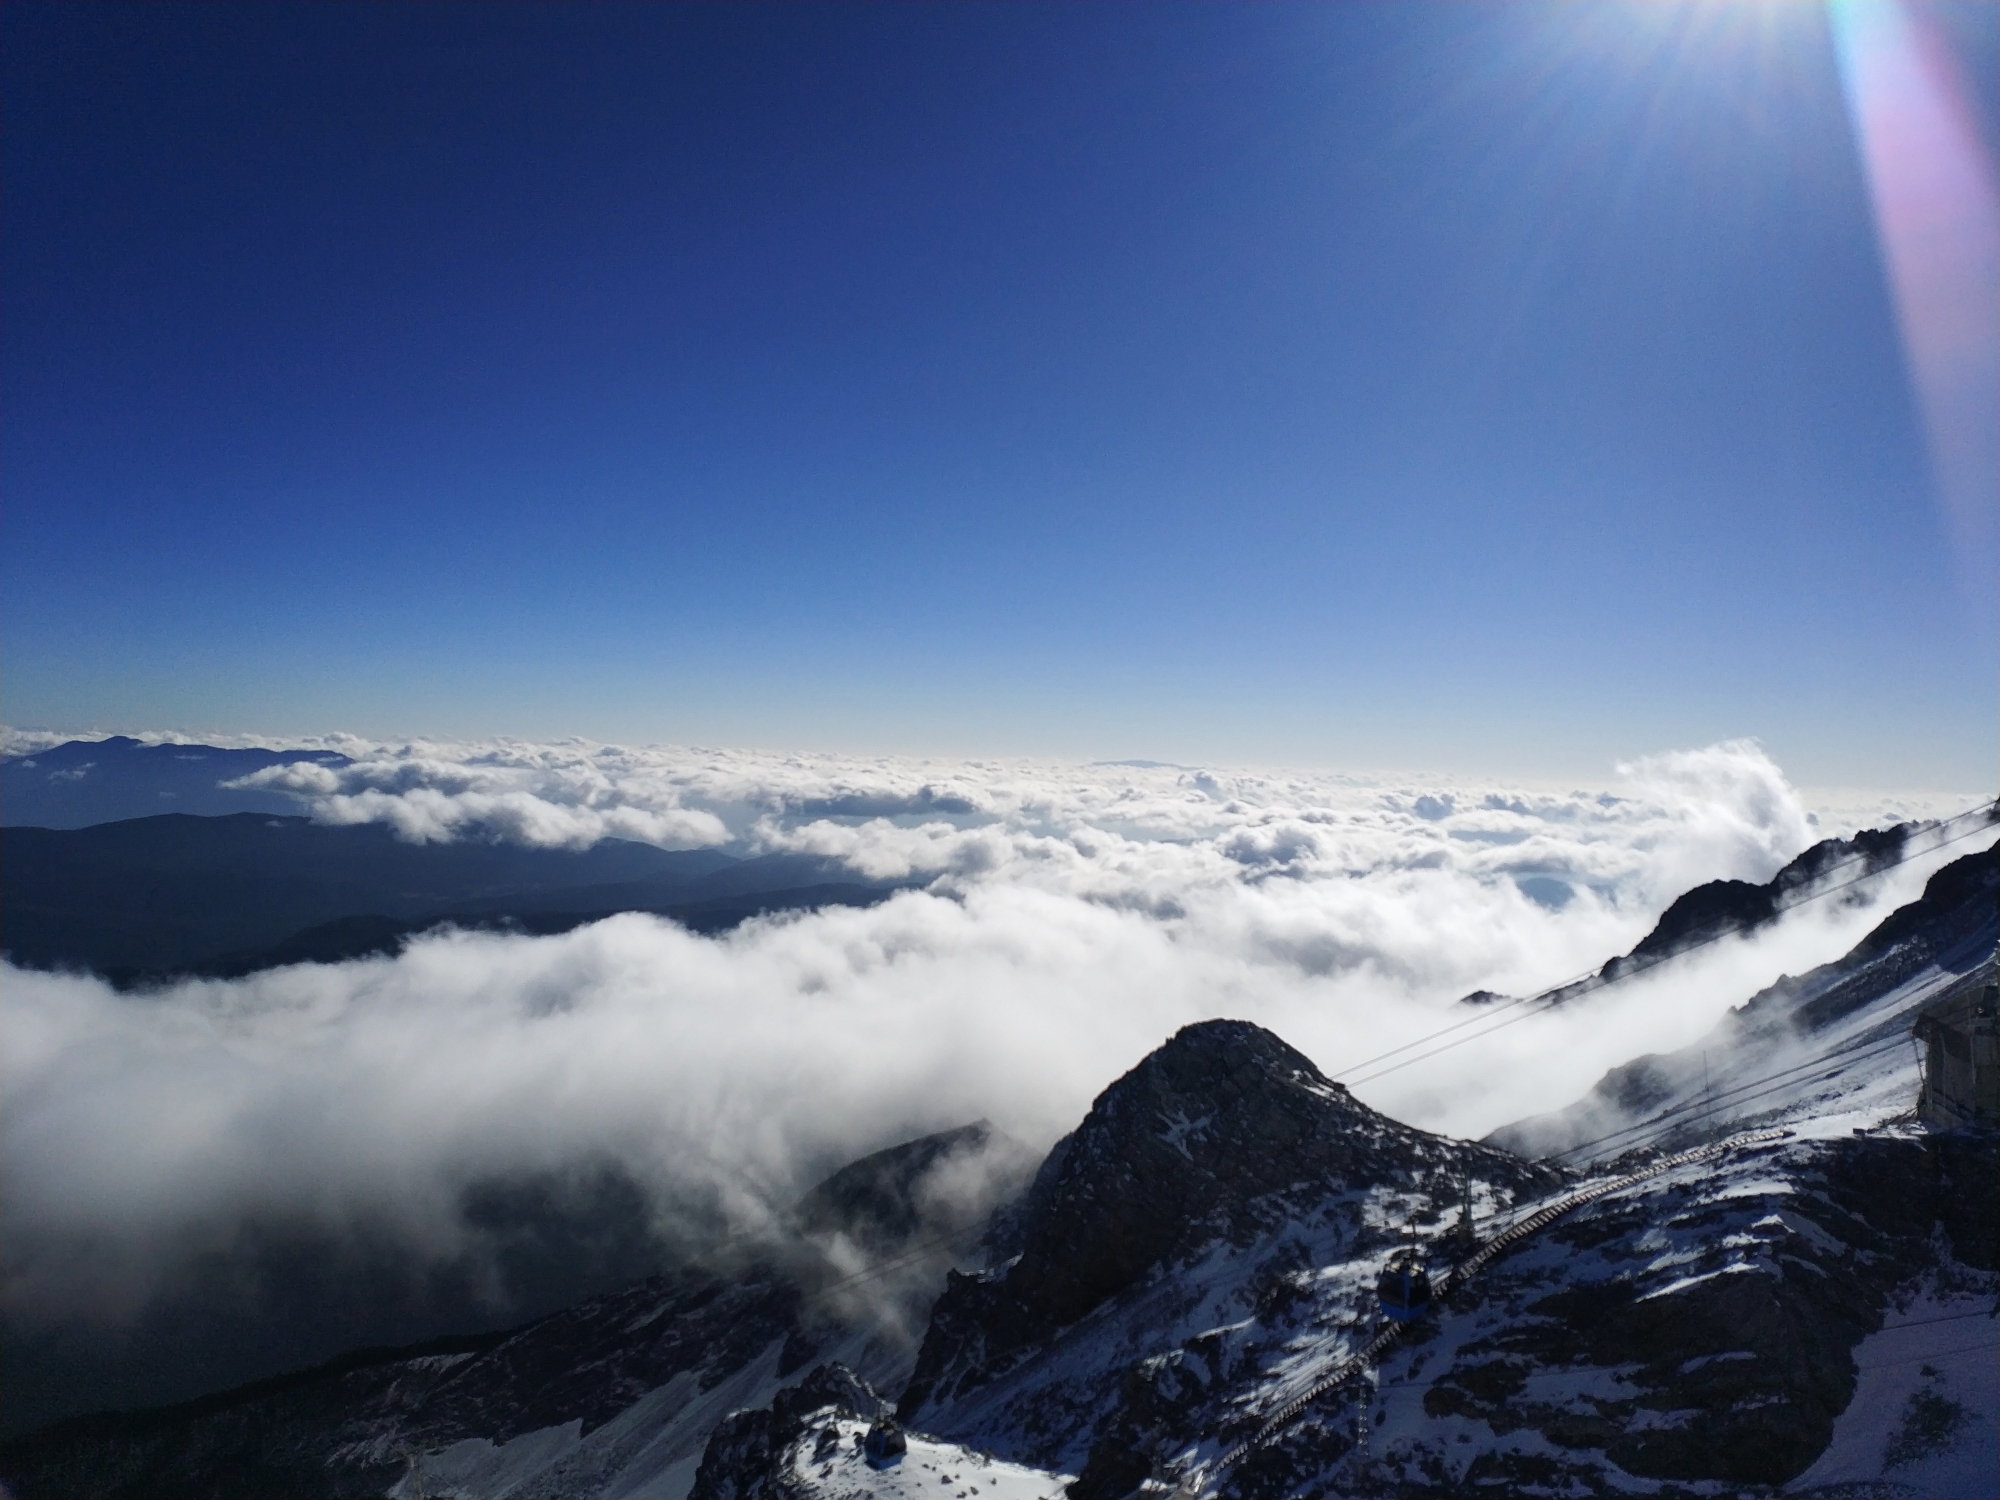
1;731;1989;1398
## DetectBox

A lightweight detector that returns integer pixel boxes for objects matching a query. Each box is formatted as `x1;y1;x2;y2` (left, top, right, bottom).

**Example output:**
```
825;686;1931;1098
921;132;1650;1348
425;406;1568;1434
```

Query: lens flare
1830;0;2000;608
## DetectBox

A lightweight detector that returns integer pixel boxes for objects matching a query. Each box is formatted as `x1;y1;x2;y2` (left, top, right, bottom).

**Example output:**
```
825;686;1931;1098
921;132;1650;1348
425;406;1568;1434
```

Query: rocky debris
690;1363;887;1500
1378;1131;2000;1495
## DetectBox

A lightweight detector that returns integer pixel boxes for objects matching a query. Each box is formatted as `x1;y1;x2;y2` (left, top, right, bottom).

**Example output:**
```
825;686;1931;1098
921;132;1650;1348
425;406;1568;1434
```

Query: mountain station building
1914;971;2000;1130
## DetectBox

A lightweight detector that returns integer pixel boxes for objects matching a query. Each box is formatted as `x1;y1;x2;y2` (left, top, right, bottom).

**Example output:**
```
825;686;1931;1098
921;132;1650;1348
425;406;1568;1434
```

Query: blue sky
3;1;1994;786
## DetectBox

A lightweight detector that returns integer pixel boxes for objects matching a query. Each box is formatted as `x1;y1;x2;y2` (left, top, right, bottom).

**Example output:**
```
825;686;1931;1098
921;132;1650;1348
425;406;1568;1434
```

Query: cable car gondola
1377;1248;1432;1323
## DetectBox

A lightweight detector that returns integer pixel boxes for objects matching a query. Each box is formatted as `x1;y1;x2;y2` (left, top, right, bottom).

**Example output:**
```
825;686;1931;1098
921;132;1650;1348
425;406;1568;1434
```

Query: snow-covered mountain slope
1788;1275;1999;1498
1489;845;1997;1162
895;1021;1564;1490
775;1421;1064;1500
689;853;1998;1500
685;1361;1069;1500
859;1012;1995;1498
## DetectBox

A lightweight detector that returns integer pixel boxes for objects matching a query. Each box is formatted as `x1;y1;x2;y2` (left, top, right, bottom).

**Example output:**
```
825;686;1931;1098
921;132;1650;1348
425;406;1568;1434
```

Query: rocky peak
1606;821;1922;978
1011;1021;1381;1324
1009;1020;1551;1328
689;1362;887;1500
901;1019;1557;1419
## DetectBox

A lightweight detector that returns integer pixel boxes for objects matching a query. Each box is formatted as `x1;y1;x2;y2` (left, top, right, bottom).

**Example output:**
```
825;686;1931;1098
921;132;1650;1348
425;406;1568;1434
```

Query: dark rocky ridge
1489;844;1998;1160
1247;1130;2000;1498
0;1122;1023;1500
900;1019;1562;1420
1610;820;1917;973
688;1006;2000;1499
684;1128;2000;1500
1461;819;1943;1009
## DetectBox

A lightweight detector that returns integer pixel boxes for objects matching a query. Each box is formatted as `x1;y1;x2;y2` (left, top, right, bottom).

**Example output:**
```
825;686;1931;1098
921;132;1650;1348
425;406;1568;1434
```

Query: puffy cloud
1;732;1990;1412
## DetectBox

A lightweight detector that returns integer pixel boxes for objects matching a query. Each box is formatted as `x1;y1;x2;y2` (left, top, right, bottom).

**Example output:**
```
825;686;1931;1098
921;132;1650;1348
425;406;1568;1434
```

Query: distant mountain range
3;843;1994;1498
7;738;1978;994
1;736;352;827
0;812;903;982
0;732;940;981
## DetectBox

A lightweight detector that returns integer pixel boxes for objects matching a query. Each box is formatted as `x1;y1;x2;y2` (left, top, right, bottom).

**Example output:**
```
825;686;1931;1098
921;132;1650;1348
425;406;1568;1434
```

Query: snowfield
781;1422;1068;1500
1787;1284;2000;1498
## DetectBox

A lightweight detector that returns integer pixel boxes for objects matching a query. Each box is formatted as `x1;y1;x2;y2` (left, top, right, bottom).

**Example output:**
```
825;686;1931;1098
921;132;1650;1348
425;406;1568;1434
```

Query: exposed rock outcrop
900;1019;1560;1421
689;1363;887;1500
1602;821;1920;981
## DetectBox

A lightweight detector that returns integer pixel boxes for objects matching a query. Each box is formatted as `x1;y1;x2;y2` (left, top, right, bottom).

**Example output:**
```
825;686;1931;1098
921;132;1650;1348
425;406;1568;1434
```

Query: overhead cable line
1334;804;1998;1092
1546;1032;1914;1164
1844;1339;2000;1370
1363;1308;1999;1397
1183;1127;1795;1494
1330;798;1997;1082
798;1220;990;1305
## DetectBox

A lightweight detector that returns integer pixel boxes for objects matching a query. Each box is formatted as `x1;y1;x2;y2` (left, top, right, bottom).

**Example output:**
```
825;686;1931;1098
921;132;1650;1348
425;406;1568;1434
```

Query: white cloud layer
2;734;1990;1339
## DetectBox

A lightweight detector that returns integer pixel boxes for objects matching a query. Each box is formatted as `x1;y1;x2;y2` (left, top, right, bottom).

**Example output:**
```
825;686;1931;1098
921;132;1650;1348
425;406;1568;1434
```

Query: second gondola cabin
1378;1249;1432;1322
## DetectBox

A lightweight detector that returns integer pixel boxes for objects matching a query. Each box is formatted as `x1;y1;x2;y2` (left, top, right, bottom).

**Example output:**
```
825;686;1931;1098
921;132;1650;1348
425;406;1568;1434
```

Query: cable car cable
1327;800;1995;1084
1334;806;1998;1092
1360;1308;1999;1398
1545;1031;1912;1164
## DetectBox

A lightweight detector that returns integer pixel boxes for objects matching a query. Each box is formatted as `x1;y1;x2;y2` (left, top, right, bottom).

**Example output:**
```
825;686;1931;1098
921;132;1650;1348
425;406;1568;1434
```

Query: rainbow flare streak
1830;0;1999;603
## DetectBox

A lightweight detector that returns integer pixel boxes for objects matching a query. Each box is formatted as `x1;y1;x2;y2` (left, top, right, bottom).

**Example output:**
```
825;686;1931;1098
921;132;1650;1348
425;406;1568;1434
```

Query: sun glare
1830;0;2000;606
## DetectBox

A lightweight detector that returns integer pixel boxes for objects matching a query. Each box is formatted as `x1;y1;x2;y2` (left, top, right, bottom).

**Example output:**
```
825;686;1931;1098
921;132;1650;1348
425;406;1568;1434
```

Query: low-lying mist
1;734;1984;1430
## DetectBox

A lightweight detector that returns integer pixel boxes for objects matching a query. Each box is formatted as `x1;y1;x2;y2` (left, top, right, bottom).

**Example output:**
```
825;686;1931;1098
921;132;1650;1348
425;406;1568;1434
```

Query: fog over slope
1;733;1988;1426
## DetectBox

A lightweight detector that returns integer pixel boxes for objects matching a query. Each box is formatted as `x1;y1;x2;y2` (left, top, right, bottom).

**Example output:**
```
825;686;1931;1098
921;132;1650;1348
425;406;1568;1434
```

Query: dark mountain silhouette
0;1124;1035;1496
900;1020;1557;1426
168;884;897;982
0;813;892;979
1;737;351;827
1605;821;1918;977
